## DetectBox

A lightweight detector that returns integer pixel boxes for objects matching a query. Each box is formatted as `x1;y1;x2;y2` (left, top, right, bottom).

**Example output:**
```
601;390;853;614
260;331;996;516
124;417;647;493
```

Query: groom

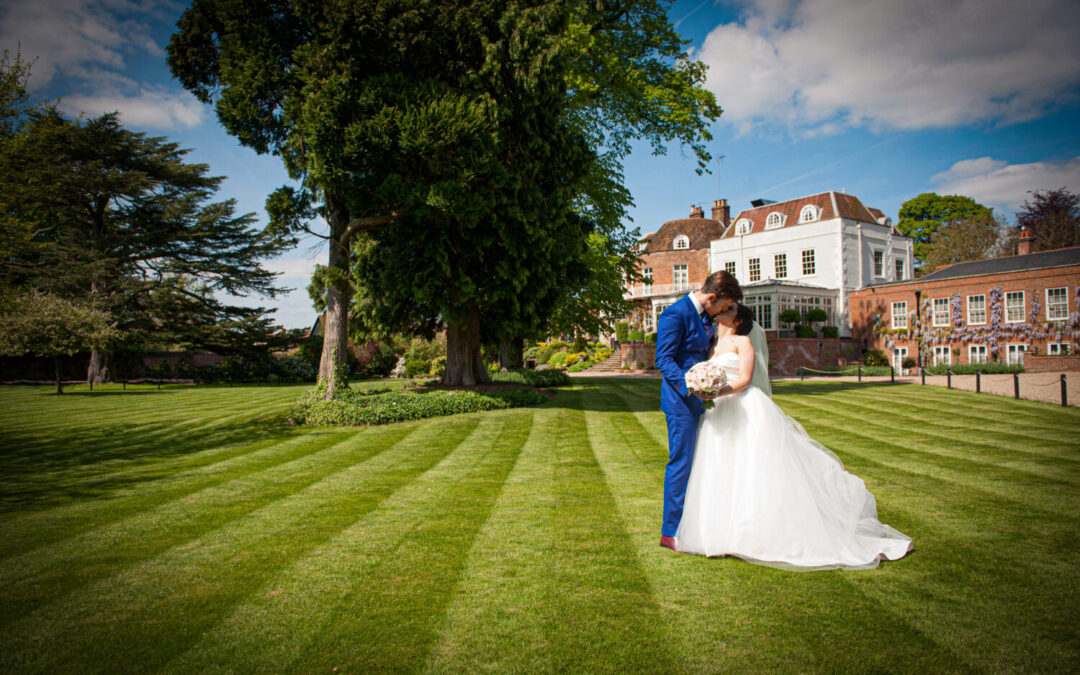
654;270;742;551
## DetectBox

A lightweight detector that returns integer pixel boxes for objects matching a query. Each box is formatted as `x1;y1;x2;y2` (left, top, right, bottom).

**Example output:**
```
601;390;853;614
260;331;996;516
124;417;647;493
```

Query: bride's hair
734;303;755;336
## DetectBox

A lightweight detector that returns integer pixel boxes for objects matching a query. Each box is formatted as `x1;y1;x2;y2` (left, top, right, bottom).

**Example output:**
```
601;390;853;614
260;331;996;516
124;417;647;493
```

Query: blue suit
655;294;713;537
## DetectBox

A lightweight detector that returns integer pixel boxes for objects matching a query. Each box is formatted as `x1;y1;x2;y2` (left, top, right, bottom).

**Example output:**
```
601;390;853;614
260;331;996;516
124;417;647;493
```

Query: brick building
624;201;729;333
848;245;1080;371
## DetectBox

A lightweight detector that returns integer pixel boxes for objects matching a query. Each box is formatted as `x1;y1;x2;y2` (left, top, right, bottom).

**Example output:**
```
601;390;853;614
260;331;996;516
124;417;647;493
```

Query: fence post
122;380;126;391
921;368;926;385
88;379;92;392
976;370;981;393
1013;372;1020;399
858;365;862;382
947;368;952;389
1063;374;1068;407
800;367;804;381
890;366;895;383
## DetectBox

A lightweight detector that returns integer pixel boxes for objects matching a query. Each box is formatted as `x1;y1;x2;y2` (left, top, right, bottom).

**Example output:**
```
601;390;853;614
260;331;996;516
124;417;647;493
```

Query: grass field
1;378;1078;673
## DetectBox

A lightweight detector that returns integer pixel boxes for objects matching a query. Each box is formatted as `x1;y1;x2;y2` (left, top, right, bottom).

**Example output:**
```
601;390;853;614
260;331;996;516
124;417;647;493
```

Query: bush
548;351;569;368
822;325;839;338
547;340;569;350
291;387;547;426
564;353;579;367
902;356;917;369
390;356;407;378
805;308;828;323
925;363;1024;375
794;324;815;338
862;349;889;367
615;321;629;343
567;362;588;372
429;355;447;378
268;355;318;382
404;358;429;378
352;341;399;379
536;347;555;364
491;369;571;387
572;335;587;353
627;330;645;342
403;335;446;364
780;309;802;325
644;332;657;343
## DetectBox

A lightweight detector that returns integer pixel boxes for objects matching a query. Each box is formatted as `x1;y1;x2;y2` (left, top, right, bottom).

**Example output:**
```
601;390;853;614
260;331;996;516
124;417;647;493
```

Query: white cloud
931;156;1080;209
62;86;206;130
264;255;321;284
0;0;162;86
696;0;1080;135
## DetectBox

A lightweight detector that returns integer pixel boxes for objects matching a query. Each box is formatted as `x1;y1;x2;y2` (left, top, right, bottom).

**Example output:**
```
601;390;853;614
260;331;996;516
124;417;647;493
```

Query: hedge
490;369;571;387
291;387;547;426
925;363;1024;375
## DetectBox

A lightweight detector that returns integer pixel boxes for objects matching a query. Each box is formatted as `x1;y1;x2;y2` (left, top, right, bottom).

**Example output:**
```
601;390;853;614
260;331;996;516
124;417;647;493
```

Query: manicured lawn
0;379;1078;672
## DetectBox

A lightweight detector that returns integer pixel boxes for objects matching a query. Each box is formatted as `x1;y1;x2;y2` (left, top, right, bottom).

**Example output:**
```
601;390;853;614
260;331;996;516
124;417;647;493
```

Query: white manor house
627;191;913;337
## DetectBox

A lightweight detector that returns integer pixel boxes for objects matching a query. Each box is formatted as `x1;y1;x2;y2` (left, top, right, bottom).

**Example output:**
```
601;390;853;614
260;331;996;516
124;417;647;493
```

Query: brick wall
621;343;655;370
768;338;863;376
1025;355;1080;372
638;249;710;286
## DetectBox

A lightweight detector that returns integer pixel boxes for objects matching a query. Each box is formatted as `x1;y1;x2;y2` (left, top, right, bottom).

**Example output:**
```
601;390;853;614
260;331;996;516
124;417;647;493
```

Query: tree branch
341;214;396;244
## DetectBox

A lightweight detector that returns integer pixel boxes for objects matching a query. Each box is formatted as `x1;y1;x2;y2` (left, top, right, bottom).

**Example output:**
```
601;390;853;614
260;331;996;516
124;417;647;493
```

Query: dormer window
765;212;783;229
734;219;751;235
673;234;690;250
799;205;818;223
638;241;648;251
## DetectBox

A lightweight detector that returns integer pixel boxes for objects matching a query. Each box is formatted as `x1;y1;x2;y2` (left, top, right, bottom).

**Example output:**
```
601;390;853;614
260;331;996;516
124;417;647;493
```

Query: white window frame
1046;287;1068;321
933;345;952;366
673;234;689;250
1004;291;1025;324
892;347;908;373
1048;342;1070;355
723;261;736;276
642;266;652;293
672;264;689;291
1006;343;1028;365
799;205;817;223
895;258;905;280
774;253;787;279
932;297;950;327
969;344;988;364
748;257;761;282
734;219;752;235
801;249;816;276
873;250;885;277
967;294;987;326
891;301;908;330
765;212;783;230
745;295;774;331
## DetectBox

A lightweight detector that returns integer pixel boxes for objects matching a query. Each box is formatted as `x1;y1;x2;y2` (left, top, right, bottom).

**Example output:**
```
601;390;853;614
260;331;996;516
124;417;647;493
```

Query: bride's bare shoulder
734;335;754;353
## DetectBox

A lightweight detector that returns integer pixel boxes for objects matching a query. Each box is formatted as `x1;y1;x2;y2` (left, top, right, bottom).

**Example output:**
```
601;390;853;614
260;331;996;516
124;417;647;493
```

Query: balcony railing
625;282;692;299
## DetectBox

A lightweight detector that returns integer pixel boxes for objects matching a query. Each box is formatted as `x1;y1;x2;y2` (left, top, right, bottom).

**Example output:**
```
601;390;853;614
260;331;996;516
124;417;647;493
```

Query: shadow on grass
0;412;299;513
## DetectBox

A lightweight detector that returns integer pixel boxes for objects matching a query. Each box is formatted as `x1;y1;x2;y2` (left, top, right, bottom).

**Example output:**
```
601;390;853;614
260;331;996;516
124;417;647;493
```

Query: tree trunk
54;356;63;395
443;303;490;386
318;197;353;400
88;349;111;385
510;336;524;370
497;340;511;371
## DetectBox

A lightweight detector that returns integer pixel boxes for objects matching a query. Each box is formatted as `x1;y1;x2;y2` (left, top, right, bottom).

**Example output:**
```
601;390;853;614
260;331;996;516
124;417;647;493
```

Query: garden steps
587;351;624;372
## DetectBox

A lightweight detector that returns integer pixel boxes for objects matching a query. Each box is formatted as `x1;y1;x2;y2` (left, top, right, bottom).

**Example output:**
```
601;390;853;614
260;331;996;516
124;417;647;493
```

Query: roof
641;216;725;252
866;247;1080;287
742;279;834;291
720;190;901;238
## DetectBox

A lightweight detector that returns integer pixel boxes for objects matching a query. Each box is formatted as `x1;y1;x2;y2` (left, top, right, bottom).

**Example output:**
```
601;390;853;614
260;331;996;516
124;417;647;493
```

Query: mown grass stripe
782;397;1080;493
0;415;482;672
0;426;360;560
581;381;969;672
158;410;531;673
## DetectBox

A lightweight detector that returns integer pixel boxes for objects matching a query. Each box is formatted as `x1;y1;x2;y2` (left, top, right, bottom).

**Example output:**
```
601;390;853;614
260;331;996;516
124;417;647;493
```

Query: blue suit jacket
655;294;711;418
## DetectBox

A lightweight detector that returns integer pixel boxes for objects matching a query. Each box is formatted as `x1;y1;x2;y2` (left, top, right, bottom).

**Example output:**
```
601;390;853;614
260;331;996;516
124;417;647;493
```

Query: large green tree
897;193;992;268
0;83;290;381
921;212;1007;273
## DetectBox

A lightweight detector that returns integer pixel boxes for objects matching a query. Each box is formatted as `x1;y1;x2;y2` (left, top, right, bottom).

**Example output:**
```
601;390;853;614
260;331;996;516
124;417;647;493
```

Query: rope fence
794;366;1070;407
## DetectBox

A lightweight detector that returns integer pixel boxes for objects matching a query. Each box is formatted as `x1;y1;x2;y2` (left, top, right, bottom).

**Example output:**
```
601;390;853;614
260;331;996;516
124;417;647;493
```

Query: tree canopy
920;212;1007;274
1015;187;1080;252
897;193;992;267
0;53;291;381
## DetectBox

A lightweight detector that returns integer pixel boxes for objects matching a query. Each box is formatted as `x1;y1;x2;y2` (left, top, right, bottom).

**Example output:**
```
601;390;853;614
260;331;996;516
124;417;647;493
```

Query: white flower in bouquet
685;359;729;409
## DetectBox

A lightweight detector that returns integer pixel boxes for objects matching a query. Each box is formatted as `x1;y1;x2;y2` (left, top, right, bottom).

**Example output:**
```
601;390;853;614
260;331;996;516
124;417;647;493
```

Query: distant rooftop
869;247;1080;286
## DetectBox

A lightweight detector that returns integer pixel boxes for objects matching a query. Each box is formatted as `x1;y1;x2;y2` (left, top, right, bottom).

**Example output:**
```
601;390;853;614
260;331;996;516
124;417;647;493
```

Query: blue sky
4;0;1080;328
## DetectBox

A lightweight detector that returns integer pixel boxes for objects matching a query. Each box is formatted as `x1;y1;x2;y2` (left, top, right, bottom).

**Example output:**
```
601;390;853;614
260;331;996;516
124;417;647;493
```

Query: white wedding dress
675;352;912;570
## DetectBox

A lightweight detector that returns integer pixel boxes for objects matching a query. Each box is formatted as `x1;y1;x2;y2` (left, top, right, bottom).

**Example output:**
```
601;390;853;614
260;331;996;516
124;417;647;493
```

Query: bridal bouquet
685;360;729;409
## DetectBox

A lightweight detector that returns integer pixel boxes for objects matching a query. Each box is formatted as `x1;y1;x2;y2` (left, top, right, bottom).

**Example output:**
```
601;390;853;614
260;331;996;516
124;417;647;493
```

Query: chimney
689;204;704;218
711;198;730;227
1017;226;1032;255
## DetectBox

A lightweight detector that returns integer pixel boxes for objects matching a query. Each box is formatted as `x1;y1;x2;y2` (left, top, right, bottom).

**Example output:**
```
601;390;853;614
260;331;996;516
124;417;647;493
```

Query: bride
674;303;912;570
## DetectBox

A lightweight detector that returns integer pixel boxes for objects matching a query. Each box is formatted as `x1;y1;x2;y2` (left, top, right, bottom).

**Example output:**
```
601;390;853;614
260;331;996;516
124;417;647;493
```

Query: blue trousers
662;413;699;537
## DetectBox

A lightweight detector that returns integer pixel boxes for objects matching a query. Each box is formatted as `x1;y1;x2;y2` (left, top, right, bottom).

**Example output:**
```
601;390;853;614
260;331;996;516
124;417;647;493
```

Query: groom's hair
701;270;743;302
734;303;754;336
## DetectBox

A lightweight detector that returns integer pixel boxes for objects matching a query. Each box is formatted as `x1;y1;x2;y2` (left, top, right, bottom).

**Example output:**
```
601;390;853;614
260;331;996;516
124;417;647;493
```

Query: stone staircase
587;351;624;373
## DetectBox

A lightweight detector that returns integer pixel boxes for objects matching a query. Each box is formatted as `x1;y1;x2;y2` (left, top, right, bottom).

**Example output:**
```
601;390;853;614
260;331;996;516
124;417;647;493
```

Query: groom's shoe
659;535;678;551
